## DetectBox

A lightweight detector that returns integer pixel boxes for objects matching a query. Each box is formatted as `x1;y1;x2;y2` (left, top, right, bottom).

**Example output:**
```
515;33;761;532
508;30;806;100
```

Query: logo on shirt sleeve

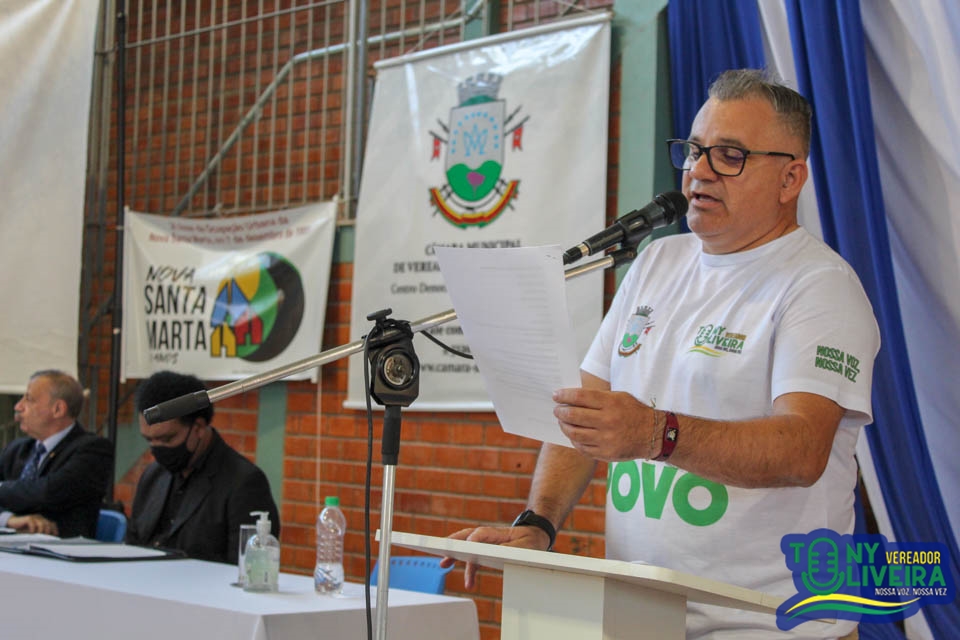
814;345;861;382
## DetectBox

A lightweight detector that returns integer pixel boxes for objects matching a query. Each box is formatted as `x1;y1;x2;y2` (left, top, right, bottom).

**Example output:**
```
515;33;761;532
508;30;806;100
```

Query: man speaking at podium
448;69;880;639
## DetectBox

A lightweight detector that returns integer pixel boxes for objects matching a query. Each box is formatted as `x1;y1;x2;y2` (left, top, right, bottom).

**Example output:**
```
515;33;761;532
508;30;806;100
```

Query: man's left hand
552;387;656;461
8;513;59;535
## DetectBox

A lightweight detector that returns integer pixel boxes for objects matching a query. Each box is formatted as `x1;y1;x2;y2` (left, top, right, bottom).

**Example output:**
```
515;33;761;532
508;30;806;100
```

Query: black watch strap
512;509;556;551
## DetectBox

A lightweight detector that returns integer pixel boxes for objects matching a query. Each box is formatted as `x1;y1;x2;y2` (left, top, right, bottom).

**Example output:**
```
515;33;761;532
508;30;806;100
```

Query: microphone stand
143;245;639;640
362;309;420;640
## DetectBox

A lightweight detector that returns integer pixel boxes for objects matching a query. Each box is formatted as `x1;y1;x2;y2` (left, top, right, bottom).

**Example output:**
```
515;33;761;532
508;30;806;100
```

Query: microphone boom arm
143;249;634;424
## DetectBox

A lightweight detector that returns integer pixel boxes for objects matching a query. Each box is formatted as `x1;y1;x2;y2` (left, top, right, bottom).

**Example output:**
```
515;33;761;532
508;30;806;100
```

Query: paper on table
434;245;579;447
28;543;170;559
0;533;60;546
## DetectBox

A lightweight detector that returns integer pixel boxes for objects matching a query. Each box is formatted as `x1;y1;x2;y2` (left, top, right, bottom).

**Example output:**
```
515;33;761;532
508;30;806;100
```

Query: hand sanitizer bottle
243;510;280;592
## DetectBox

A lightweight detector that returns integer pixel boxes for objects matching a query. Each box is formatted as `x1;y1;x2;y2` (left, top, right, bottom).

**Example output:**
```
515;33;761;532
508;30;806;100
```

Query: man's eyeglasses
666;139;795;177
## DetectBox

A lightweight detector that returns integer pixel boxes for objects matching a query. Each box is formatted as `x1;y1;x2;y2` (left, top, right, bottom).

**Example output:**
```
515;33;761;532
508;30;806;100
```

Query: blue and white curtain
666;1;959;638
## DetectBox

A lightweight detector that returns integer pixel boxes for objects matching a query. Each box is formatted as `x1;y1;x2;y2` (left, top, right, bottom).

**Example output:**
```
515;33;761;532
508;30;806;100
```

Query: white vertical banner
122;203;337;381
348;15;611;410
0;0;99;392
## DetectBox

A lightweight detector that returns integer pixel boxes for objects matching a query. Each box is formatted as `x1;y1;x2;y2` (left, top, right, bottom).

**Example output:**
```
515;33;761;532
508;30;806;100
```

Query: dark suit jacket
126;428;279;564
0;424;113;538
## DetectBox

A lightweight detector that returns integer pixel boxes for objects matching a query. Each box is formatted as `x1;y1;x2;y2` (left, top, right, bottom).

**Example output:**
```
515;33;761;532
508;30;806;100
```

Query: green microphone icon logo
802;536;845;595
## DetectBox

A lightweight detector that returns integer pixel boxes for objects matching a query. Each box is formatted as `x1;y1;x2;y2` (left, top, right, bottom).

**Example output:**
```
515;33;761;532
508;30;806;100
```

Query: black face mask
151;424;195;473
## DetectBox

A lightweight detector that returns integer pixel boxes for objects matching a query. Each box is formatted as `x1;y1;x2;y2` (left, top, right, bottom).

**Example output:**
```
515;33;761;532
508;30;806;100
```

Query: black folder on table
0;536;186;562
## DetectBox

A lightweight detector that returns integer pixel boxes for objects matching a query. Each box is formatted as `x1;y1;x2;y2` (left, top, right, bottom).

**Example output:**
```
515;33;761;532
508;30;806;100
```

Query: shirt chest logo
688;323;747;357
618;305;655;357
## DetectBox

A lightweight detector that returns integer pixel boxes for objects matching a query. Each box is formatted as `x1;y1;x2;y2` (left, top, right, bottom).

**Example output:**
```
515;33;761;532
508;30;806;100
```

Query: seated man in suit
127;371;279;564
0;370;113;538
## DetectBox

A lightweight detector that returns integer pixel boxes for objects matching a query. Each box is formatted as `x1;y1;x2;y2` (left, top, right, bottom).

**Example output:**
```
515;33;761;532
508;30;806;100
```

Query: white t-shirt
581;228;880;639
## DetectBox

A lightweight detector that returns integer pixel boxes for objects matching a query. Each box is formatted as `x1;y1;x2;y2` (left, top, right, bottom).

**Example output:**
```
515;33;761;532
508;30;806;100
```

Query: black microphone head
653;191;689;223
143;390;211;425
618;191;688;247
572;191;690;260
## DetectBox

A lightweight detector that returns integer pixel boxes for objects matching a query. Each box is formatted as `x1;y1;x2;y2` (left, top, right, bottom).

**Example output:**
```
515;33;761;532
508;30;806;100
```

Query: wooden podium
389;531;783;640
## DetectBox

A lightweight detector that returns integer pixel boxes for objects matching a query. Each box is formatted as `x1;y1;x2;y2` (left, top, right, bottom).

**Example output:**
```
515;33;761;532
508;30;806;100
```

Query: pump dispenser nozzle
250;510;271;537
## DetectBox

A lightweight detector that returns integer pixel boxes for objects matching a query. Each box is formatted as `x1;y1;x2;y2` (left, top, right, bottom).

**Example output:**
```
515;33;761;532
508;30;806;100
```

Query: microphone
562;191;688;264
143;390;211;425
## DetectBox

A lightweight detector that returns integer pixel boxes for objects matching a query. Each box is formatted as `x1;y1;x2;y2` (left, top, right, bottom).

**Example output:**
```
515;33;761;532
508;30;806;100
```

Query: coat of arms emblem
618;305;655;357
429;73;527;227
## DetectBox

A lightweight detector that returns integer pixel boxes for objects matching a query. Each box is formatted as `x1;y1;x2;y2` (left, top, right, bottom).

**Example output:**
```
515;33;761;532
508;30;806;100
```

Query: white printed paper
435;246;580;447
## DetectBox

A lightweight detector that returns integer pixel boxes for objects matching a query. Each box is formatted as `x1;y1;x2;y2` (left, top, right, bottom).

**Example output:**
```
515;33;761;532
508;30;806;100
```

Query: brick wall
91;3;618;639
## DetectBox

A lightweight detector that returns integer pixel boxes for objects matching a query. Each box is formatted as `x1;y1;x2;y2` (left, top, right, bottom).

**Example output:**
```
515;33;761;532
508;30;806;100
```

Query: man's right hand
440;525;552;589
8;513;59;535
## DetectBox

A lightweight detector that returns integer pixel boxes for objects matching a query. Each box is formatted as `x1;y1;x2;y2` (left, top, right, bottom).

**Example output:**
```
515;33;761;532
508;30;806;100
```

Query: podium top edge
388;530;784;614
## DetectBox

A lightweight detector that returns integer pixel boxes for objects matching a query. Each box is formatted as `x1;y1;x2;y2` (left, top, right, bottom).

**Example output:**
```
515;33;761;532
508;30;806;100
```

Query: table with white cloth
0;552;479;640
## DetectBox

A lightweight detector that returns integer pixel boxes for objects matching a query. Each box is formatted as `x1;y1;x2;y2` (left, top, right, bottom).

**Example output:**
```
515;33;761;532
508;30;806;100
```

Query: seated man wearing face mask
126;371;279;564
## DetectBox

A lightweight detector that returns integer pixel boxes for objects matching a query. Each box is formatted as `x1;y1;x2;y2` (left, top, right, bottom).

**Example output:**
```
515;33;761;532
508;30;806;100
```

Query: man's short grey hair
31;369;84;419
708;68;812;156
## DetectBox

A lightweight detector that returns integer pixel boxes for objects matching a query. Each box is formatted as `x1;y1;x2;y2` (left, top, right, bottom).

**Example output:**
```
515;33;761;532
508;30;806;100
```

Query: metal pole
375;461;397;640
341;0;358;218
80;0;118;433
352;0;369;204
105;6;127;501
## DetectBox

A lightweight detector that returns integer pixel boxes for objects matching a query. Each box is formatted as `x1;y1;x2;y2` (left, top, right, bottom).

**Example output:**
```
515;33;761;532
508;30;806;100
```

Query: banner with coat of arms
348;15;610;410
122;203;336;381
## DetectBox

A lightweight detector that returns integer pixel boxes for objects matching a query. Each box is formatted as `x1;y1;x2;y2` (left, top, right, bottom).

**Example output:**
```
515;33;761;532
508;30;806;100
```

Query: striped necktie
19;441;47;480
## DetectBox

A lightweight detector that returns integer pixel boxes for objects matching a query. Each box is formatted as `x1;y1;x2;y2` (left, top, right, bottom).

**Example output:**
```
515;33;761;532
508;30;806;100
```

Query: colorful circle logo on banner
210;252;305;362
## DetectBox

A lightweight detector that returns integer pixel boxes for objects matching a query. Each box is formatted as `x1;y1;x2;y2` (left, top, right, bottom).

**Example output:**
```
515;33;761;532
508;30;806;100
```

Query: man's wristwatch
512;509;556;551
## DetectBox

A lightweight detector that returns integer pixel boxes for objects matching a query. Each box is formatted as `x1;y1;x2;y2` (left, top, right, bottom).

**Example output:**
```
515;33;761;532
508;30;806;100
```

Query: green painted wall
256;383;287;509
115;418;147;486
612;0;675;284
333;223;354;264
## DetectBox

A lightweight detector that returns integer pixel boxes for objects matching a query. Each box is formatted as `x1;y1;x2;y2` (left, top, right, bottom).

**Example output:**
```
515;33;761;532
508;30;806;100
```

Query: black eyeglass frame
666;138;796;177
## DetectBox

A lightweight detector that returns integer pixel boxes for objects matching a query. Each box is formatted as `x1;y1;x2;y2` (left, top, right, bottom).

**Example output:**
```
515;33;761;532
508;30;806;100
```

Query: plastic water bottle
314;496;346;594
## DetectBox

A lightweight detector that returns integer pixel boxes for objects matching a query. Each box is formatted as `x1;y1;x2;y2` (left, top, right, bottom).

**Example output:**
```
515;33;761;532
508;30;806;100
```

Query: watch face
512;510;534;526
511;510;556;550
